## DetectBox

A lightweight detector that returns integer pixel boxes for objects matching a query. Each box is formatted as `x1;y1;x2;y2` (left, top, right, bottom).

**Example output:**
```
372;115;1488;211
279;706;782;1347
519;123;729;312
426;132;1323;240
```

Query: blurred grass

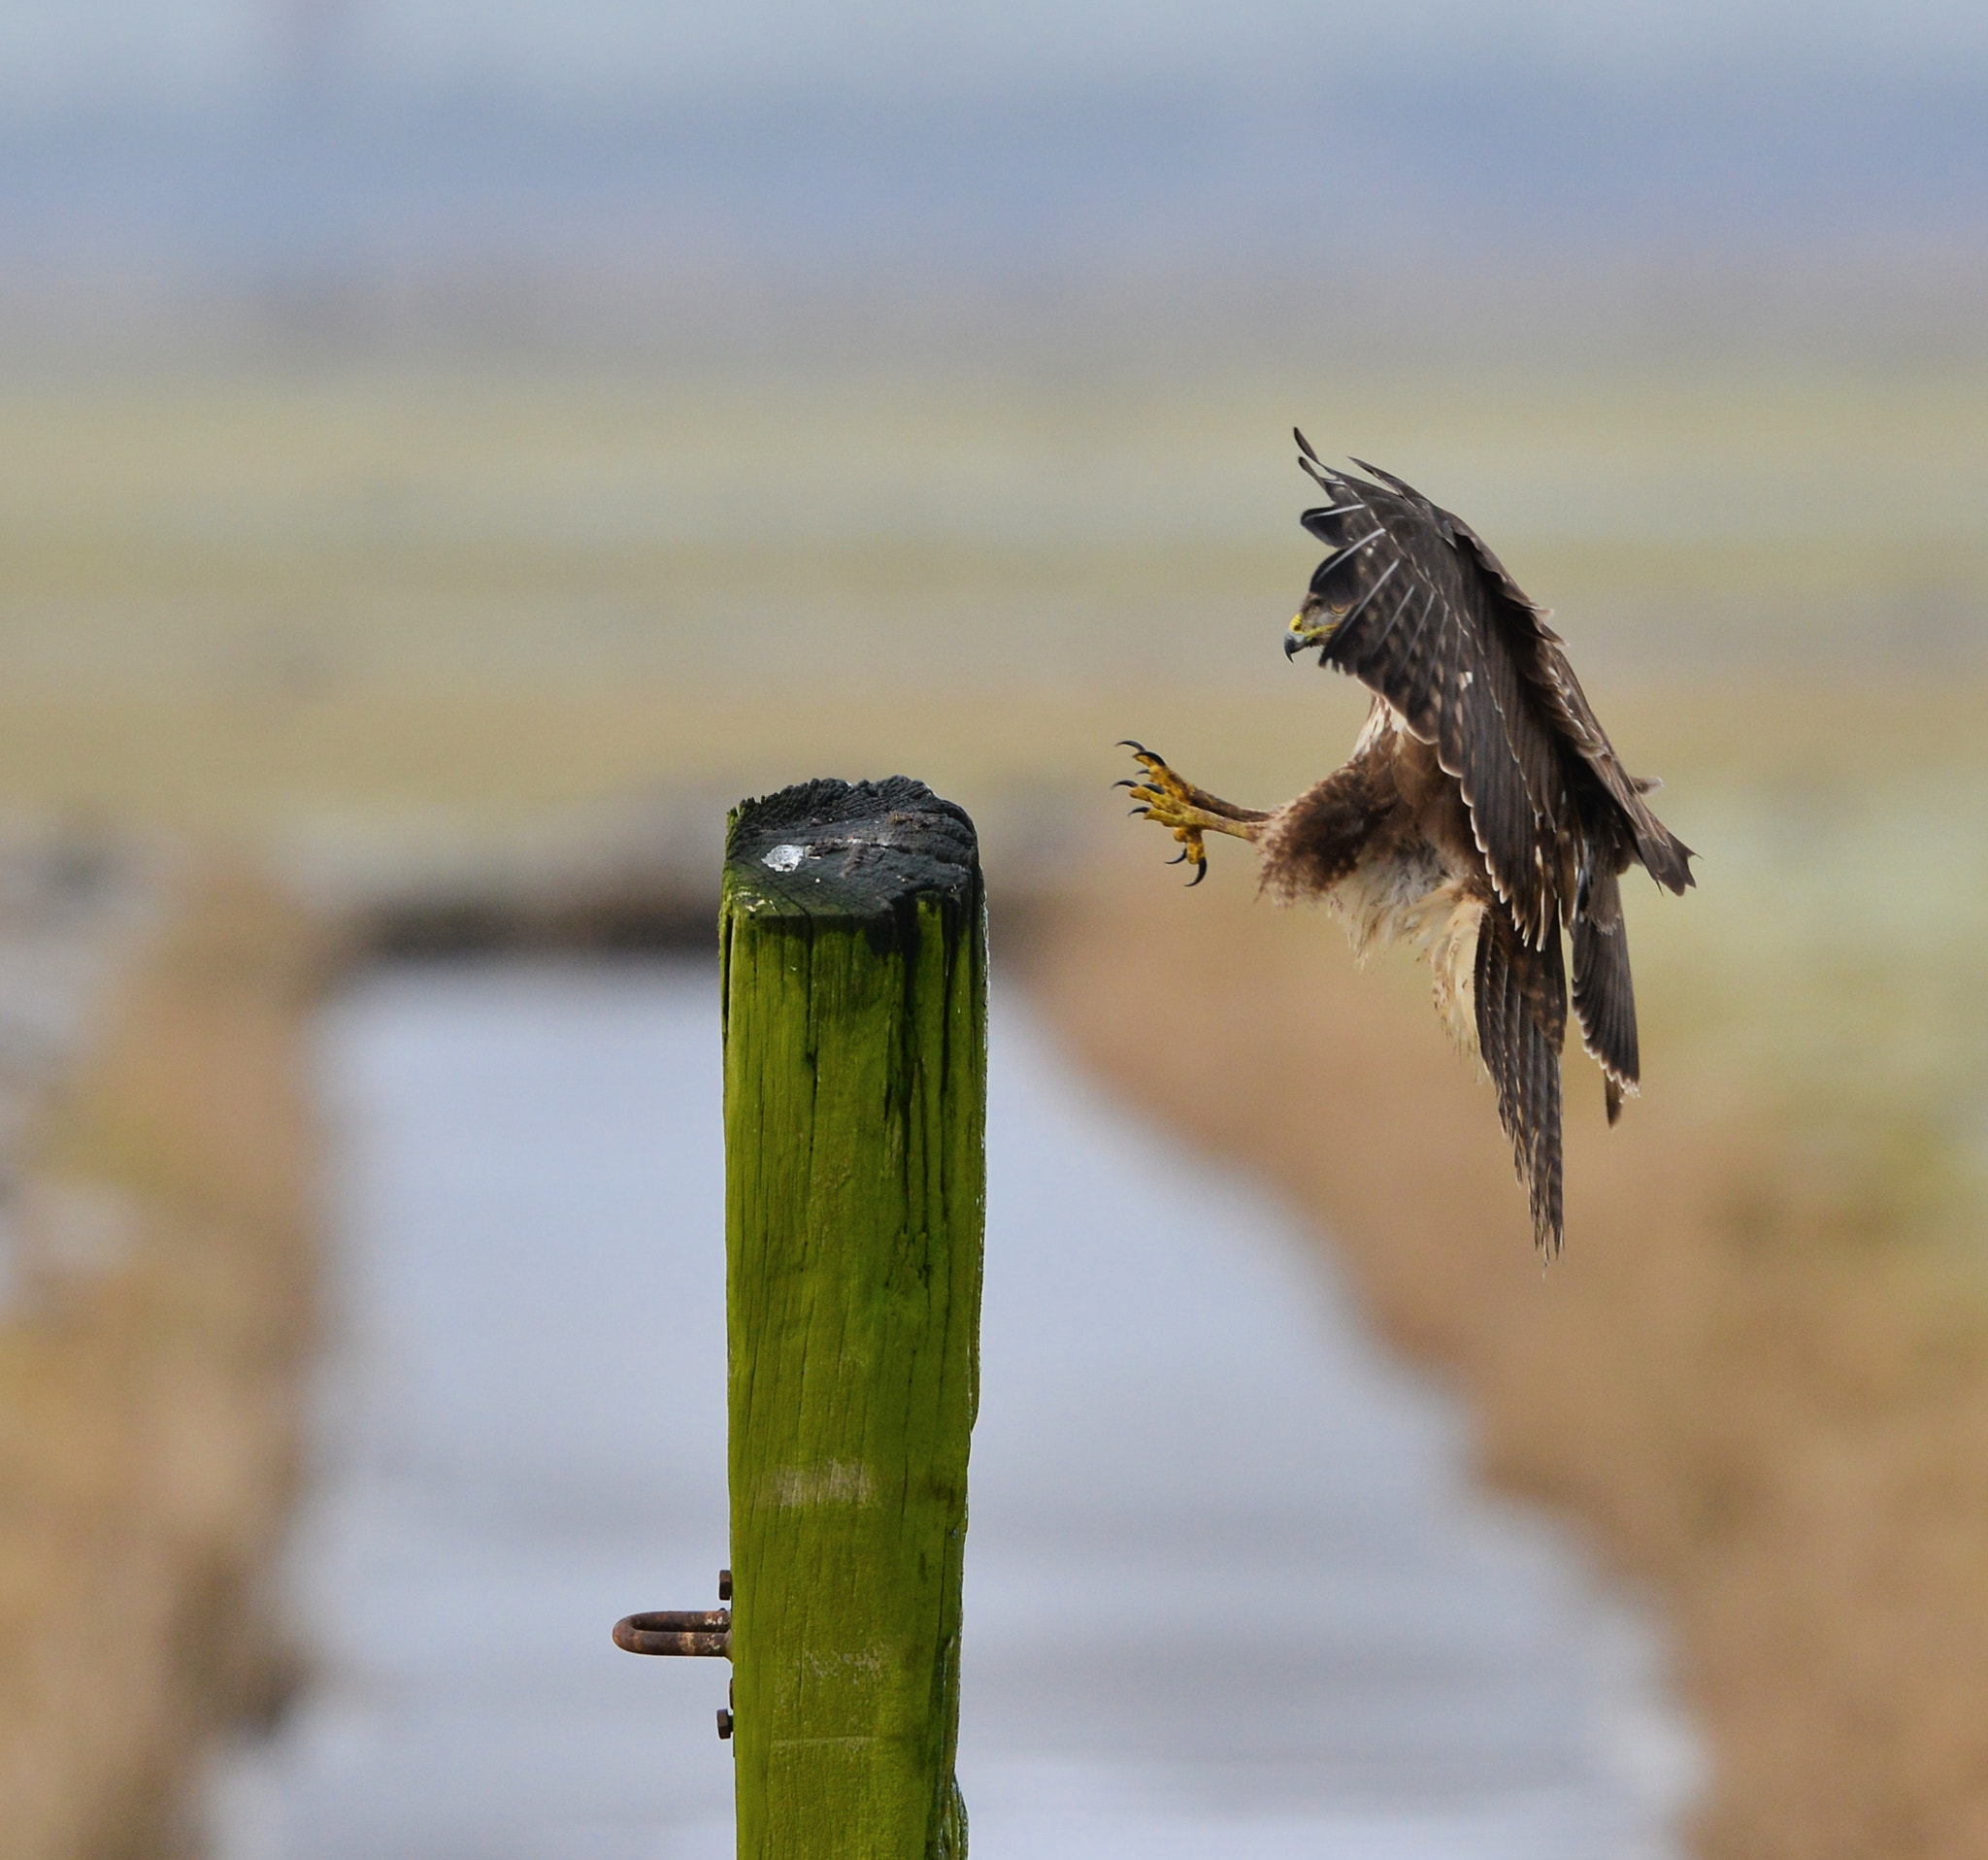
0;864;319;1860
1631;772;1988;1257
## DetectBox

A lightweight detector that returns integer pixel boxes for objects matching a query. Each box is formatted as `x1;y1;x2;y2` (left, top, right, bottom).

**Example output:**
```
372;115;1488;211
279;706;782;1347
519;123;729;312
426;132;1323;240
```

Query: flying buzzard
1123;433;1694;1252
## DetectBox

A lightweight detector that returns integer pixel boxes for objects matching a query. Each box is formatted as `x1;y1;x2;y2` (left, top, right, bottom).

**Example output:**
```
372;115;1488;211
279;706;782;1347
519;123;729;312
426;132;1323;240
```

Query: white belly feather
1329;844;1485;1062
1308;699;1489;1061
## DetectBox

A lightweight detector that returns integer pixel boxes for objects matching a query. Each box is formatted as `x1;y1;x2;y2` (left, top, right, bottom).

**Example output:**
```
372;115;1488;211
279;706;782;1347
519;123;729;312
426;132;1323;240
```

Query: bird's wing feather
1298;454;1696;934
1572;859;1639;1119
1474;901;1568;1252
1414;486;1696;897
1300;457;1571;947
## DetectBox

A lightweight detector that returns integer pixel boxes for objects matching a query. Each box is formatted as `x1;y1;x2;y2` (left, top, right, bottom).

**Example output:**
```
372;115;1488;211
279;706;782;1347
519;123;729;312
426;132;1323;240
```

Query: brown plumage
1123;434;1694;1252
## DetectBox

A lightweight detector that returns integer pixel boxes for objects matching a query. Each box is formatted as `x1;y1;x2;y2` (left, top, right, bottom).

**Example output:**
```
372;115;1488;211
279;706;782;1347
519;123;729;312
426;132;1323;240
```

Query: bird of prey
1122;432;1694;1252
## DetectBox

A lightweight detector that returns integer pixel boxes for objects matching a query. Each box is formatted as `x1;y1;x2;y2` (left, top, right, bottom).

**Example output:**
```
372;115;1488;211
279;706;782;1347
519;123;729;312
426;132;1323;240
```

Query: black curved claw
1165;848;1188;865
1112;778;1138;788
1128;805;1150;817
1116;739;1147;753
1185;860;1208;887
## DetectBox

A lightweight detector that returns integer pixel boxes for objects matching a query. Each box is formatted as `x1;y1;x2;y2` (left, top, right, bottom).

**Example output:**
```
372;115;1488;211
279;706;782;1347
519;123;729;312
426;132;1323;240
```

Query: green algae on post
720;777;985;1860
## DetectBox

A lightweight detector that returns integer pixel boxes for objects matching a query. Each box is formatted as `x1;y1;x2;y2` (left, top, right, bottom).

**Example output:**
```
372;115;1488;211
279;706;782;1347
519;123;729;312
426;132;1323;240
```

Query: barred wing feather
1299;457;1574;948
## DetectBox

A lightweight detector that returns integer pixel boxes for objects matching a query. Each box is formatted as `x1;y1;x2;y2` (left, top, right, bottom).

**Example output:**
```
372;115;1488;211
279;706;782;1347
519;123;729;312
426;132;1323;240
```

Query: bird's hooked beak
1285;612;1334;660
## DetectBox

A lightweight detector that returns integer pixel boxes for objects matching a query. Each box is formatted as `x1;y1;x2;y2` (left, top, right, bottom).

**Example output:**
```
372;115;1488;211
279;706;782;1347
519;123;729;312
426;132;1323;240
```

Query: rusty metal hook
613;1569;735;1661
613;1610;731;1658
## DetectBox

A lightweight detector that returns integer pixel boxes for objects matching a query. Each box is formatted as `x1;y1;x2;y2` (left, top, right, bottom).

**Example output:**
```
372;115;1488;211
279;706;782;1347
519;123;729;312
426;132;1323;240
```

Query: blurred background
0;2;1984;1857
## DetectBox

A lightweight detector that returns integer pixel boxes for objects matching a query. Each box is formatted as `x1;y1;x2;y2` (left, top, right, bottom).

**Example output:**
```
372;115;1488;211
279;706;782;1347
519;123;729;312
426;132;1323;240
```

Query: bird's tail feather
1474;905;1567;1253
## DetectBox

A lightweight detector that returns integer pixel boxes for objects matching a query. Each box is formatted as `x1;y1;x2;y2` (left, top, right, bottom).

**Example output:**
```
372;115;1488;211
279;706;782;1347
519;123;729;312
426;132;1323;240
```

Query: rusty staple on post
613;1610;732;1658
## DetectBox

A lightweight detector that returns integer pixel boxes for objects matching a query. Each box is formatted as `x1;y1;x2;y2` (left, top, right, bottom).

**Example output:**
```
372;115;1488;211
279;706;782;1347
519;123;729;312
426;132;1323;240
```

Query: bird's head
1284;579;1342;663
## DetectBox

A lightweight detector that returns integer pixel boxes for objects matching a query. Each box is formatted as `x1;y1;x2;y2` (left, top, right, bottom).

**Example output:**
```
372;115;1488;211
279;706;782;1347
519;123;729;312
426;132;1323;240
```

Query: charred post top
724;777;978;928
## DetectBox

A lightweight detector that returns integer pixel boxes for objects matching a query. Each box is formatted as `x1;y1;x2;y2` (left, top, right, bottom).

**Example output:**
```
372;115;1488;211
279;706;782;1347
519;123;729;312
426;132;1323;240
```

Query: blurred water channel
209;958;1698;1859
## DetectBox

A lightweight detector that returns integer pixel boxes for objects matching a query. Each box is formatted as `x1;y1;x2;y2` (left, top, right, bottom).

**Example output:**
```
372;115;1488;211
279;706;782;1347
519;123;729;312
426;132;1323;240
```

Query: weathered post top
721;776;985;1860
723;775;980;933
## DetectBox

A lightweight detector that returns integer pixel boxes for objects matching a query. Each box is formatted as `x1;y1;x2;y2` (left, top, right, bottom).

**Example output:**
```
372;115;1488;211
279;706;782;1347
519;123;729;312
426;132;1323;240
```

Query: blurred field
0;360;1982;834
1;357;1986;1855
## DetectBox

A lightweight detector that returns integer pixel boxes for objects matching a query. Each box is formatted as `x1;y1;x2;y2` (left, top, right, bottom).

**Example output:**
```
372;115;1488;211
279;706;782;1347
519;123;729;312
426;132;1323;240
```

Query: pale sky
2;0;1980;289
7;0;1988;114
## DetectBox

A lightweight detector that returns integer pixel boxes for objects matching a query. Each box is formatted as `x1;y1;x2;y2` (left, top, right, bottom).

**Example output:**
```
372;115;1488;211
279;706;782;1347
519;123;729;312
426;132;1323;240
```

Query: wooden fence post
720;777;986;1860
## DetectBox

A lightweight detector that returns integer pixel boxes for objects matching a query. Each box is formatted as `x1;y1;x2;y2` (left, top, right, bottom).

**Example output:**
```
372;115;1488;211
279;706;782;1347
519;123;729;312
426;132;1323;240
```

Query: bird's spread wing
1474;900;1567;1251
1445;508;1695;898
1296;453;1570;949
1293;442;1695;948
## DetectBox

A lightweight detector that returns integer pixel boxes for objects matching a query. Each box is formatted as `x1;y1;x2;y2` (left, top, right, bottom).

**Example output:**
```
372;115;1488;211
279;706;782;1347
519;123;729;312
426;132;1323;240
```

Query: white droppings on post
762;844;806;872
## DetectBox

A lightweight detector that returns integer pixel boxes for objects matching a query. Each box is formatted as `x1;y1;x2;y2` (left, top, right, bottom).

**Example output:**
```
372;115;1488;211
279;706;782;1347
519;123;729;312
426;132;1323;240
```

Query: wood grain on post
720;777;986;1860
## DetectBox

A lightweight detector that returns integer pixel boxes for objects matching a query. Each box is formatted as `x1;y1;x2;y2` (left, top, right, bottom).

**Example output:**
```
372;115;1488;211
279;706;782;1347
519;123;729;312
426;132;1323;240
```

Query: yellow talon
1118;743;1210;883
